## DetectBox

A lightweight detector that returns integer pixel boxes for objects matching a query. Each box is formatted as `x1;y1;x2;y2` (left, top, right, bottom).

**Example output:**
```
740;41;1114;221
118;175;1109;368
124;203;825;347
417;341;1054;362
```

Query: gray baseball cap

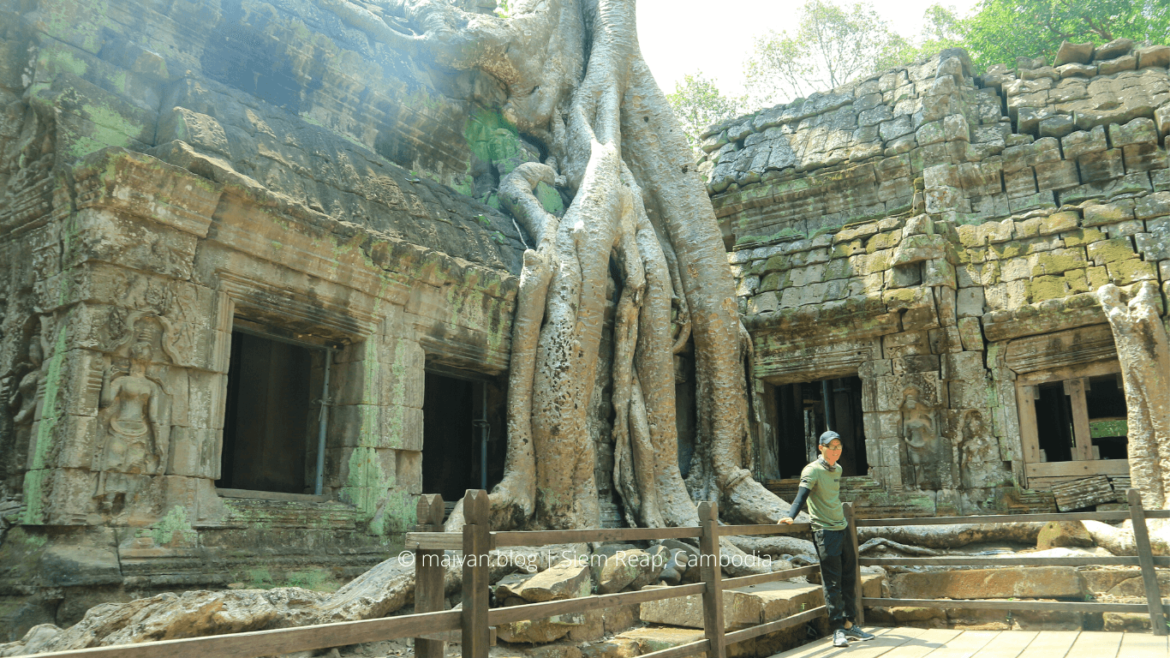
818;431;842;446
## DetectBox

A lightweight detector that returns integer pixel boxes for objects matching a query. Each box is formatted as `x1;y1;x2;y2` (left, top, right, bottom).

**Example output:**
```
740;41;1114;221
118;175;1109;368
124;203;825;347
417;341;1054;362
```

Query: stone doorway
774;376;868;478
421;372;507;504
217;330;315;494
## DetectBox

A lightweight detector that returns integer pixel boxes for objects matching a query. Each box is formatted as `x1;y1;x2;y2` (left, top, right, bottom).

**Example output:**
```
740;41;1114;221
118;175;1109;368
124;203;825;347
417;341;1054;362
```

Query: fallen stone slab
497;561;592;603
890;566;1086;599
639;572;885;630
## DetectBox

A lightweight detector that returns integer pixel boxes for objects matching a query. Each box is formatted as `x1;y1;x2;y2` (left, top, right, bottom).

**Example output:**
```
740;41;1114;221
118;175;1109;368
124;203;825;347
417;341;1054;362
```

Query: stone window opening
421;369;506;509
217;327;327;496
774;376;868;479
1017;360;1129;483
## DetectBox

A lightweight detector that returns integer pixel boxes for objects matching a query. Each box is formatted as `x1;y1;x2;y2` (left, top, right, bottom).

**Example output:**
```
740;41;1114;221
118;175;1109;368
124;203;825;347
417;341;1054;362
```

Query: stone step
638;572;885;630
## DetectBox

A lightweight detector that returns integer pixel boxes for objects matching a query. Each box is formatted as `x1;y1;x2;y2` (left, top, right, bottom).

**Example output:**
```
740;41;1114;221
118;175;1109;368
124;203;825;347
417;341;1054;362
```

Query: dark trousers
813;526;857;629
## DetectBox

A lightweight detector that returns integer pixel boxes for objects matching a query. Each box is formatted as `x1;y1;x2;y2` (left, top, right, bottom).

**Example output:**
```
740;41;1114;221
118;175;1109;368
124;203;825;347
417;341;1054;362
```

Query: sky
636;0;982;99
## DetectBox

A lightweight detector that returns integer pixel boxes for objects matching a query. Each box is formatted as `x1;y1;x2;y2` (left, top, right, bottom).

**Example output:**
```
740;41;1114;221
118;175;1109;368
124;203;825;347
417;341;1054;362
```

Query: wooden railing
36;487;1170;658
410;490;838;658
857;488;1170;637
35;489;831;658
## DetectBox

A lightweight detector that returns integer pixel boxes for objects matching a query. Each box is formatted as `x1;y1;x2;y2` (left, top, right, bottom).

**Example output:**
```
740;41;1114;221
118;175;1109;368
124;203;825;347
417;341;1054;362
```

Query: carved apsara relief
899;384;956;490
93;314;173;515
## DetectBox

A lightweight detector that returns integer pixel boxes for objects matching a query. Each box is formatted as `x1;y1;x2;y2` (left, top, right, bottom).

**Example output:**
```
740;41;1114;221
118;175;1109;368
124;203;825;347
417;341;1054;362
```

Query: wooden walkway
769;626;1169;658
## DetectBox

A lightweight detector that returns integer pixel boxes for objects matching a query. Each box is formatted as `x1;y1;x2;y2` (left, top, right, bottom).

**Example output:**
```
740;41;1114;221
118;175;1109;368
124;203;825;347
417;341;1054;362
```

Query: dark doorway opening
1035;381;1075;463
218;330;314;493
420;372;481;502
775;376;867;478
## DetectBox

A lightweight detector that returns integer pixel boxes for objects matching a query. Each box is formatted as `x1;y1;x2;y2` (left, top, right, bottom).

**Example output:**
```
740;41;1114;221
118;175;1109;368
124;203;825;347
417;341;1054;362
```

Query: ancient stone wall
712;43;1170;516
0;0;552;630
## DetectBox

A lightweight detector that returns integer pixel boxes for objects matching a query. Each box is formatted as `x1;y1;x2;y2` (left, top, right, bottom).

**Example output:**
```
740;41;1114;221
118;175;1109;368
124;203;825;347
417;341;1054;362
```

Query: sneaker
833;629;849;648
843;626;875;641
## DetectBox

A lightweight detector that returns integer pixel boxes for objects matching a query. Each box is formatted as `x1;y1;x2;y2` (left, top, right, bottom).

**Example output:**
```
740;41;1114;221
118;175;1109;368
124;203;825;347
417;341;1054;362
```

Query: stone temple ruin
1;0;1170;649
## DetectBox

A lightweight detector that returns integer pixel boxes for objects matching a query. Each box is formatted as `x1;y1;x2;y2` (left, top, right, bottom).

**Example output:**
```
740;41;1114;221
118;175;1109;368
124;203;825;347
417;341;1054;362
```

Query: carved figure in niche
956;410;997;489
901;386;942;489
6;335;44;470
1097;281;1170;511
94;335;170;514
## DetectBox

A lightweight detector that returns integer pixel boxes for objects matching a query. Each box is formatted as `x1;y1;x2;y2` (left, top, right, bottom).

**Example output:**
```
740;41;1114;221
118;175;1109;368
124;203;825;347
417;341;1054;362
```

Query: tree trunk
1097;281;1170;512
333;0;793;532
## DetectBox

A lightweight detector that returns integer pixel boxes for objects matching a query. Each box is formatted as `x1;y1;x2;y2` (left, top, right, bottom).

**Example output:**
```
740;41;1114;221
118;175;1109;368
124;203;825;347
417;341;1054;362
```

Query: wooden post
1064;378;1093;461
462;490;491;658
414;494;446;658
1127;488;1167;636
843;502;864;625
698;502;727;658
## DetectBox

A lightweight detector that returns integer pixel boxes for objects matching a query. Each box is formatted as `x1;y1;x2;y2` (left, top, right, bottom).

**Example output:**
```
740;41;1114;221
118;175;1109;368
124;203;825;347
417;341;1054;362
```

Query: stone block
1123;141;1167;172
382;405;423;450
1082;200;1135;226
1109;117;1158;147
924;163;960;189
1103;219;1145;238
1156;105;1170;142
1003;167;1037;197
1017;106;1057;135
1007;191;1056;213
1055;41;1093;66
916;120;945;146
1038;114;1074;138
1156;169;1170;192
879;115;914;141
394;449;422;494
1062;125;1107;160
891;567;1085;599
956;288;985;317
1040;211;1080;235
1106;258;1157;285
970;194;1009;219
924;259;956;288
1086;236;1136;265
930;325;963;354
1136;45;1170;69
958;161;1002;197
1094;38;1135;61
957;317;984;351
943;114;970;142
736;275;759;297
639;580;826;630
1033;160;1080;191
1097;55;1136;76
747;292;779;314
925;186;964;213
1057;62;1096;78
1077;148;1124;182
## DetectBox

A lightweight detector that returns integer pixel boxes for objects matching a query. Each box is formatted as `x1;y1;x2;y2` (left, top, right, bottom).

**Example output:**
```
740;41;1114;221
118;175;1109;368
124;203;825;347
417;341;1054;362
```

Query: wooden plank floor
767;627;1169;658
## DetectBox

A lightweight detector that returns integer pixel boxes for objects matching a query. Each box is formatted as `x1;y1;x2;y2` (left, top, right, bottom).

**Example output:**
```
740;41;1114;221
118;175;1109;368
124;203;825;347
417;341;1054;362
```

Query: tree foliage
665;72;744;149
961;0;1170;69
743;0;904;108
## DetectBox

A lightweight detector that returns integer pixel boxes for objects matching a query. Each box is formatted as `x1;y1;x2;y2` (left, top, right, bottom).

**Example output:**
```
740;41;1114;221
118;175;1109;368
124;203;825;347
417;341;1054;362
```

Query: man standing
779;431;874;648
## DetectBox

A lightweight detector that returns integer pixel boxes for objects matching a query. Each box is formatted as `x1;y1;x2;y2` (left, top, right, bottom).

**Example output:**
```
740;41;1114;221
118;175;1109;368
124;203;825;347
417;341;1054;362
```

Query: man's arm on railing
777;486;811;525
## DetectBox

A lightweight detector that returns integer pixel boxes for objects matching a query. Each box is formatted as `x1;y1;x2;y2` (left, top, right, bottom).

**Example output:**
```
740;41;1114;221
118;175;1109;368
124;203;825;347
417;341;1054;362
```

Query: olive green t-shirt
799;458;846;531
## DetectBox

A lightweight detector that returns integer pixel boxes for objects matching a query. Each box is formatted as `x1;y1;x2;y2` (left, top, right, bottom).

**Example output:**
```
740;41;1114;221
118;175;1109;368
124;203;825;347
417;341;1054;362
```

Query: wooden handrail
487;583;706;625
34;609;462;658
40;487;1170;658
860;556;1170;567
864;598;1168;614
721;564;819;589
